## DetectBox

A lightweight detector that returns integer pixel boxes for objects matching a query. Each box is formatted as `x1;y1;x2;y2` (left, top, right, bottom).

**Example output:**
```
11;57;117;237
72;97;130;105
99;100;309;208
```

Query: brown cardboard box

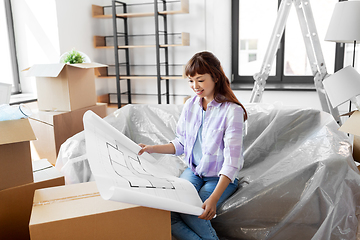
339;110;360;163
0;159;65;240
23;63;107;111
29;104;107;165
29;181;171;240
0;118;36;190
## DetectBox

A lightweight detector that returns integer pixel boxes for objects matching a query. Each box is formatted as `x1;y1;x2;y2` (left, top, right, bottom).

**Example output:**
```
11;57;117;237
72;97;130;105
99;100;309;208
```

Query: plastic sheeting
55;104;187;184
55;103;360;239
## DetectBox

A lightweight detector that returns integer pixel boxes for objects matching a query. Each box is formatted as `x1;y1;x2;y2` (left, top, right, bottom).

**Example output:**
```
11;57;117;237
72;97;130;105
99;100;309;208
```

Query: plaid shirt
171;96;244;182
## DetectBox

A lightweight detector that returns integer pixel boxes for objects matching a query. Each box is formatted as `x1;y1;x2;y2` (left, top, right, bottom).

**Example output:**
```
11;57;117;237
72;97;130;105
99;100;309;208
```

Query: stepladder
249;0;341;123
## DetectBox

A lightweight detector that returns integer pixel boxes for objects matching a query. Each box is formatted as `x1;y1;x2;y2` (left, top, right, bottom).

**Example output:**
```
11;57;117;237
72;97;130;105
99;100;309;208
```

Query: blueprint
83;110;204;216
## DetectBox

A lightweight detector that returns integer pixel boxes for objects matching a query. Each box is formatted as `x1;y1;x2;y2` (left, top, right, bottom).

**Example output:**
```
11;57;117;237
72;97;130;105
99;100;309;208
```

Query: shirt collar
195;96;223;109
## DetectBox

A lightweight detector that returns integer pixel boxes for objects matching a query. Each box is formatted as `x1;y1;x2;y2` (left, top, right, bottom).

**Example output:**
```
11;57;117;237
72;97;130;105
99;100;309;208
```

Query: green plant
61;49;85;64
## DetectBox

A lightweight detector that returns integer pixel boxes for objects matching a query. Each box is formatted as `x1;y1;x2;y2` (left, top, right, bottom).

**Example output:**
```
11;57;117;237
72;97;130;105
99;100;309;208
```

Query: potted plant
60;49;90;64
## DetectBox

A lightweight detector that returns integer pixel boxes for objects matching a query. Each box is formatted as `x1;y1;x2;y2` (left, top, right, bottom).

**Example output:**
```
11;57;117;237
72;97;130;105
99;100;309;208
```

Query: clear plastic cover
55;103;360;239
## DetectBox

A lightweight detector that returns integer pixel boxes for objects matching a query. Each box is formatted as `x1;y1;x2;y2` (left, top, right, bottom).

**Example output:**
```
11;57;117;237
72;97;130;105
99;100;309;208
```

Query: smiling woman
137;51;248;240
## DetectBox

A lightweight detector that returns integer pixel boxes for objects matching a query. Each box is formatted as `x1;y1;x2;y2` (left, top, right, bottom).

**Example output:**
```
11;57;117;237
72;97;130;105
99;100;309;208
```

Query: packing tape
33;192;100;207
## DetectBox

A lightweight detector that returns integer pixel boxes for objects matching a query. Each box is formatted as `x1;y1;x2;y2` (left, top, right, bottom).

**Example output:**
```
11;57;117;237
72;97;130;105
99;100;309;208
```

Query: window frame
4;0;20;94
231;0;344;90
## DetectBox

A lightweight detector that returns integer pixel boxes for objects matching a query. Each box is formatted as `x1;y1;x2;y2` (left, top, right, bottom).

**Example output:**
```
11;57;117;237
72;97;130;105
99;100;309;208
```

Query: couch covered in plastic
55;103;360;240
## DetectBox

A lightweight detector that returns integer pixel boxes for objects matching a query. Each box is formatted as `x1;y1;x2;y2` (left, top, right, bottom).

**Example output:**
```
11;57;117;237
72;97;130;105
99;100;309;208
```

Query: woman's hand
138;144;154;155
198;196;218;220
138;143;176;155
198;175;232;220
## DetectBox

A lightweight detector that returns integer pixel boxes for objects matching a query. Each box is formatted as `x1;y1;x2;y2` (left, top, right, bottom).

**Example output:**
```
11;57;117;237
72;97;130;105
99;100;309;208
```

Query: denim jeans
171;168;239;240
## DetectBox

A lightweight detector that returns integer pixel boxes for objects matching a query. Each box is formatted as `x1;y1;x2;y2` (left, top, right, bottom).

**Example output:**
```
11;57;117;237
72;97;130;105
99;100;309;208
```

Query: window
240;39;258;63
231;0;344;89
0;0;20;93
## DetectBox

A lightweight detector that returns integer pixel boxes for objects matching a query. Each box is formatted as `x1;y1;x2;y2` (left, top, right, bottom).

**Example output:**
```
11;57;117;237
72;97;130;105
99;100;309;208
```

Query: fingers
138;144;152;155
198;203;216;220
199;210;215;220
198;206;206;219
138;144;146;155
205;210;216;220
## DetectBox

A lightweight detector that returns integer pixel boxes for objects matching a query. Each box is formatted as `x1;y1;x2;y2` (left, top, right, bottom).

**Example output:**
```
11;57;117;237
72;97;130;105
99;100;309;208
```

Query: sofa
56;103;360;239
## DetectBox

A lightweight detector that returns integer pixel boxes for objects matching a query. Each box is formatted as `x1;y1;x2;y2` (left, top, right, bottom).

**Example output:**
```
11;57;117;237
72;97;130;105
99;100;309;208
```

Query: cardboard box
0;159;65;240
339;110;360;162
29;103;107;165
24;63;107;111
29;181;171;240
0;118;36;190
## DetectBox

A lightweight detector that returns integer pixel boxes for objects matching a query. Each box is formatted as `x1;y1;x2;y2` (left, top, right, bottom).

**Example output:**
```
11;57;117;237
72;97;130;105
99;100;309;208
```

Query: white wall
12;0;327;112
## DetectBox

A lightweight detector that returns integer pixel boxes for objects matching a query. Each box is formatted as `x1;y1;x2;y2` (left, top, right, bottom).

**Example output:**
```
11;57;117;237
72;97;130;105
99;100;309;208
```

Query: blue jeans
171;168;239;240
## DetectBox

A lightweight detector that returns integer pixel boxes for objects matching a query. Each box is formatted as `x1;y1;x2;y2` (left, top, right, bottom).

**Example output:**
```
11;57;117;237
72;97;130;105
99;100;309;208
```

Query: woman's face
188;73;216;102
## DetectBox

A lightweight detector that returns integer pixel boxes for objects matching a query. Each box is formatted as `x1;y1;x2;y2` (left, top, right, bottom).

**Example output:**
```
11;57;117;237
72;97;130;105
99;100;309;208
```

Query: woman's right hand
138;143;154;155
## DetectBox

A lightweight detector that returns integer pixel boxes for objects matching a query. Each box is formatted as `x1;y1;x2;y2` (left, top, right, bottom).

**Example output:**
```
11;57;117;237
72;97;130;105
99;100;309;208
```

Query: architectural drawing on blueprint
83;110;204;216
107;140;175;189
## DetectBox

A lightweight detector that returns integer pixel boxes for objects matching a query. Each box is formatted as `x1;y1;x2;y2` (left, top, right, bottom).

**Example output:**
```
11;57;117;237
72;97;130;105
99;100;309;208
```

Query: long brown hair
185;51;248;121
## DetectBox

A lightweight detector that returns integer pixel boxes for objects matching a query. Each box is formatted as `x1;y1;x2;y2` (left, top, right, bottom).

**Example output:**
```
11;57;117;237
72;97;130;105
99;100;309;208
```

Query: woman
138;51;247;240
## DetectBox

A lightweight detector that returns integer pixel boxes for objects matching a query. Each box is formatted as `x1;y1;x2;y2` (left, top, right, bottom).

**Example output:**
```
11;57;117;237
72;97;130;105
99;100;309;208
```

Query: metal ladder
249;0;341;123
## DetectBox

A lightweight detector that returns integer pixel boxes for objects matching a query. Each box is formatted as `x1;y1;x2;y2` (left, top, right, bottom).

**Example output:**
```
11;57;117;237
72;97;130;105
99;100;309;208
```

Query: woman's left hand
198;196;217;220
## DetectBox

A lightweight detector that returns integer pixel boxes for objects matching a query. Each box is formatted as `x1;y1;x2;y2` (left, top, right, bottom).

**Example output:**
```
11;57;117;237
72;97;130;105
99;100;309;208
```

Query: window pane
284;0;337;76
238;0;278;76
249;53;257;62
0;0;15;91
248;39;258;50
344;44;359;69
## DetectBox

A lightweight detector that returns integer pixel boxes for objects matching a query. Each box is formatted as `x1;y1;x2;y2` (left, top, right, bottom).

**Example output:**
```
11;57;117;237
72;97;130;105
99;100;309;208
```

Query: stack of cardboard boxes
24;63;108;165
0;63;171;239
0;118;65;239
0;119;171;239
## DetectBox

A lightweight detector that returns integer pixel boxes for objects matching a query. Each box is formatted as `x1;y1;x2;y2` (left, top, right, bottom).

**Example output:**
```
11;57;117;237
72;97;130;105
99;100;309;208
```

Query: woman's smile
195;89;204;95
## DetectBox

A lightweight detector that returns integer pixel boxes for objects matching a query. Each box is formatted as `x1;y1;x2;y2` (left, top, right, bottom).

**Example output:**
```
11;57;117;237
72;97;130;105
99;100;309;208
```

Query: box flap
0;118;37;145
24;64;66;77
68;62;108;69
32;159;53;171
339;110;360;136
340;110;356;117
32;159;64;183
